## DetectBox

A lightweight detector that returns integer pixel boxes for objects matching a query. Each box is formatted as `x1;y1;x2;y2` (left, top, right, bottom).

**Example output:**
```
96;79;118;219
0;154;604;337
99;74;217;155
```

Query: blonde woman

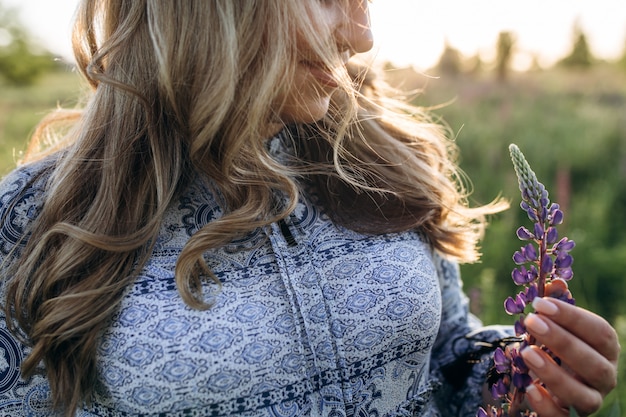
0;1;618;416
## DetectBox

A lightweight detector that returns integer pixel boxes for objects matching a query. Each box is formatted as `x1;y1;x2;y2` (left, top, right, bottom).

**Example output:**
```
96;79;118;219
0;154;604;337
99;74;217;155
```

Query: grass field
1;65;625;416
0;69;84;175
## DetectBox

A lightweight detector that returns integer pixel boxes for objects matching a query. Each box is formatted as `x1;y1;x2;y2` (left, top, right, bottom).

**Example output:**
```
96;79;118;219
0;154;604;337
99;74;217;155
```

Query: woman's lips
302;61;340;88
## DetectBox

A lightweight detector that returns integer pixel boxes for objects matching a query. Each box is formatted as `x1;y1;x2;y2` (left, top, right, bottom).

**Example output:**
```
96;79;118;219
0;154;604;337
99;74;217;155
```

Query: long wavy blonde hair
3;0;506;415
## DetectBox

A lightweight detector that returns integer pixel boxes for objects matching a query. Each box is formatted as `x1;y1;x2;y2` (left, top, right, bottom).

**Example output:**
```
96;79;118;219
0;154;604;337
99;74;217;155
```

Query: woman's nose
335;0;374;54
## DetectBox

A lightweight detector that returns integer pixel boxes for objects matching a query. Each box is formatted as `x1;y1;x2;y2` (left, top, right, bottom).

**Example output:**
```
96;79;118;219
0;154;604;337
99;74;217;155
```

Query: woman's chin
278;96;332;125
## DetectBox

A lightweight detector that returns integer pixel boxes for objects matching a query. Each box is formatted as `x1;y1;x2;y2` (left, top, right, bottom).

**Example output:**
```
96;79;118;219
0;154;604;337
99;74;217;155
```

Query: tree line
434;20;622;81
2;1;626;86
0;2;63;86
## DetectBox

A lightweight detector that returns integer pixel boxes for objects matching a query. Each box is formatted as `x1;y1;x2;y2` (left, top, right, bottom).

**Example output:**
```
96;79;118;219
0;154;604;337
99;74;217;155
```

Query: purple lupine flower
523;283;538;303
546;227;559;245
513;318;526;336
494;347;510;373
477;145;576;417
504;294;525;315
491;379;510;399
516;226;534;240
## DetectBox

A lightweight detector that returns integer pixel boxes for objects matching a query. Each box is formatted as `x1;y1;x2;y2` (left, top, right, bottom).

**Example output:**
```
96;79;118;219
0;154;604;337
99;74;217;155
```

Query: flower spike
477;145;576;417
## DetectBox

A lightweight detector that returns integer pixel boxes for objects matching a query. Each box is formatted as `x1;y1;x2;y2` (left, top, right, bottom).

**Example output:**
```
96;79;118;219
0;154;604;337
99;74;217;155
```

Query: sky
3;0;626;71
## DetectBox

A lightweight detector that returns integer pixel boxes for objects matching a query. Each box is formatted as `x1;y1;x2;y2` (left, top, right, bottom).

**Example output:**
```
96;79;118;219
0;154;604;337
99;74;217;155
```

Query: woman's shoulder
0;157;55;208
0;157;56;256
1;155;55;190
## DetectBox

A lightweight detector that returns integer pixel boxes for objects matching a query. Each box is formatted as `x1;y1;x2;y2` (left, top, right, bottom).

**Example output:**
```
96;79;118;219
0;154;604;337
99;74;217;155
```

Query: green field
0;69;84;175
1;66;625;415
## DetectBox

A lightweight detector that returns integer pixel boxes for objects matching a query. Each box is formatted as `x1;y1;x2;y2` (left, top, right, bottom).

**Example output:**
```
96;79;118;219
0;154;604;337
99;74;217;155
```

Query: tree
558;20;594;69
435;40;463;77
495;31;515;82
618;37;626;71
465;53;484;76
0;2;57;85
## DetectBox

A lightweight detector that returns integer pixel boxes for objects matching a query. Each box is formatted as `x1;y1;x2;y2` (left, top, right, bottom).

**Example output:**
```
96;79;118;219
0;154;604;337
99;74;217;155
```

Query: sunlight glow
369;0;626;70
4;0;626;71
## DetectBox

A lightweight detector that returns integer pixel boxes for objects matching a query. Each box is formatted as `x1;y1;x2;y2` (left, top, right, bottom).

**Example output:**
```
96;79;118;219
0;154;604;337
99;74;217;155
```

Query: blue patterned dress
0;133;510;417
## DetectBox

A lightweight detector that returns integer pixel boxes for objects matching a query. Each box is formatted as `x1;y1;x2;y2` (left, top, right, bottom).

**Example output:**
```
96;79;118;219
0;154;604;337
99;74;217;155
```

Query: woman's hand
520;297;620;416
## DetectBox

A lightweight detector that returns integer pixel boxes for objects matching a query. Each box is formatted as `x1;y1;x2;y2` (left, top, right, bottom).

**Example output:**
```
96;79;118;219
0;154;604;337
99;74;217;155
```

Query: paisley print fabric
0;134;511;417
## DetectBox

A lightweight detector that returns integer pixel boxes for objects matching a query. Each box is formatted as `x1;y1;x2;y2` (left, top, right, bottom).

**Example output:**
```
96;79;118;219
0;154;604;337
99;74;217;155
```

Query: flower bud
513;252;526;265
523;244;537;261
555;237;575;252
512;268;526;285
555;254;573;269
516;226;534;240
504;294;526;315
541;255;553;273
551;209;564;225
546;227;558;245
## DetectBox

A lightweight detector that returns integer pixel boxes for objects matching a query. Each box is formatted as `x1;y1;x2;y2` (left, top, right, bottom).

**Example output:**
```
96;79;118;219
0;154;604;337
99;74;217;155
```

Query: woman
0;1;618;416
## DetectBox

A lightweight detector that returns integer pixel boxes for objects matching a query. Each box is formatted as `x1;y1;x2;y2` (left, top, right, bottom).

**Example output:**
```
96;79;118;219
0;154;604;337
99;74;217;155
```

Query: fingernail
532;297;559;315
521;347;546;368
525;313;549;335
525;383;542;403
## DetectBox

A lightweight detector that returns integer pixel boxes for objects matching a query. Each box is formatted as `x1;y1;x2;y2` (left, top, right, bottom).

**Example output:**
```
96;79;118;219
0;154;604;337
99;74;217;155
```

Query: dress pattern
0;134;511;417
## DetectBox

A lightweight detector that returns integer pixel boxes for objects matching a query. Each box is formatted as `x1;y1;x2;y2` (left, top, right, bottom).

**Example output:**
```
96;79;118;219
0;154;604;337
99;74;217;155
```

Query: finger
521;345;605;416
532;297;620;364
524;382;569;417
524;312;618;395
522;345;604;416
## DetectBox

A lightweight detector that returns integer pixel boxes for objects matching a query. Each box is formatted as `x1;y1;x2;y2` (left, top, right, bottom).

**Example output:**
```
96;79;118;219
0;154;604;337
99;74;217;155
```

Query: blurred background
0;1;625;415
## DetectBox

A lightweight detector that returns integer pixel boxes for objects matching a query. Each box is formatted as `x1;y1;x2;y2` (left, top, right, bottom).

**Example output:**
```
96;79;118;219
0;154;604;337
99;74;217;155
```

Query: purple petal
519;292;527;304
512;372;533;389
551;209;564;225
557;268;574;280
516;226;534;240
555;237;576;252
512;355;529;373
555;254;573;269
546;227;558;245
534;222;545;238
524;243;538;261
494;347;508;364
505;296;524;315
525;283;538;301
491;379;509;398
513;251;526;265
494;348;510;373
541;255;553;273
531;198;540;208
512;268;527;285
514;319;526;336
